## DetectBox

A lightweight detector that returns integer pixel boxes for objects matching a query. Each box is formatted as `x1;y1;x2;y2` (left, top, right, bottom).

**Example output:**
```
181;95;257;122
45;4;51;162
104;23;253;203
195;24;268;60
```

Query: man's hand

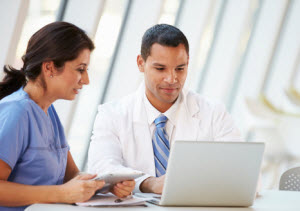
111;180;135;198
140;175;165;194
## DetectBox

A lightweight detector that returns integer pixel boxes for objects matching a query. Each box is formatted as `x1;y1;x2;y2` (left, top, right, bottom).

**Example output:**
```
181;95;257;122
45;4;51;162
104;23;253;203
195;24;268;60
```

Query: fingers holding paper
60;174;105;203
111;180;135;198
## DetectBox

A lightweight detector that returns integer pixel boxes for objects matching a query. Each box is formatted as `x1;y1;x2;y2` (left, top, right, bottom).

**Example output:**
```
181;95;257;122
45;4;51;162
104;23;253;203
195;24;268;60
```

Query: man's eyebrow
151;63;187;67
177;63;187;67
152;63;166;67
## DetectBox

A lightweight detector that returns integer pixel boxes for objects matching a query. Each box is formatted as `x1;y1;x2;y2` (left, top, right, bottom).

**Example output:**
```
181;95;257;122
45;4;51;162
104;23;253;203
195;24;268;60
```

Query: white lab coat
88;84;242;192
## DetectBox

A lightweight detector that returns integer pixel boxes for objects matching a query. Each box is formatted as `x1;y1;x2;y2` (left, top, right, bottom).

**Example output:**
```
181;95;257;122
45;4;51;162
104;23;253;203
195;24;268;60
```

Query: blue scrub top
0;88;69;211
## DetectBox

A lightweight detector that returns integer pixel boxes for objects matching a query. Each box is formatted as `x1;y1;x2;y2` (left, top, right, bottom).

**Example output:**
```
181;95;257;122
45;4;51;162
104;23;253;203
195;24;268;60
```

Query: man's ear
137;55;145;73
41;61;56;78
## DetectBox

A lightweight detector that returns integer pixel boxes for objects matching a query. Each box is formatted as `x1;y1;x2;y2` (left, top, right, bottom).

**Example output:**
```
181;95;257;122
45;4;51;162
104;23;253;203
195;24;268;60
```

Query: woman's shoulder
0;91;32;120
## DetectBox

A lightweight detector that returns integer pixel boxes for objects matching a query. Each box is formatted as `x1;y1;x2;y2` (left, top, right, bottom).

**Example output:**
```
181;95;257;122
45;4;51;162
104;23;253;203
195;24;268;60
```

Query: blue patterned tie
152;115;170;177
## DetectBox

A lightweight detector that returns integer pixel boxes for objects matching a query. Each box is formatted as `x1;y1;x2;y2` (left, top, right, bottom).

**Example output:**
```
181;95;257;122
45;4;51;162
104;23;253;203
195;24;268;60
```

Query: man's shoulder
185;89;224;107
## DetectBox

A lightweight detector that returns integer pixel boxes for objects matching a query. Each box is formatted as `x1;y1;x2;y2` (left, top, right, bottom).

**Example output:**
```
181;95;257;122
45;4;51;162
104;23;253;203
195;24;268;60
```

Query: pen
114;198;123;203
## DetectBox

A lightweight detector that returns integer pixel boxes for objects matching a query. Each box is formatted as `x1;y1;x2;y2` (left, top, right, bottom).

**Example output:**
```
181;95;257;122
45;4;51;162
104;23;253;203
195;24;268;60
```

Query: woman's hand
111;180;135;198
58;174;105;203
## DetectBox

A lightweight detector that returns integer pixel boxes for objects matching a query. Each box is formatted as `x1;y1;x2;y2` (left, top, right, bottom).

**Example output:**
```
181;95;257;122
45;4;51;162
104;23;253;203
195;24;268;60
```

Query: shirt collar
143;92;182;126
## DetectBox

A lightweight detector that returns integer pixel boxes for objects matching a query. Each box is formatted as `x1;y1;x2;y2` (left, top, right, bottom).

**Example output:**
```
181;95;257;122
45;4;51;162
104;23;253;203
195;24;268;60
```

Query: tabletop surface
25;190;300;211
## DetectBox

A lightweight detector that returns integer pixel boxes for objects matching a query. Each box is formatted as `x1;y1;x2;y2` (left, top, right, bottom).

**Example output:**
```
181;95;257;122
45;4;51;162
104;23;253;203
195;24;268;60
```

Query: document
134;193;162;204
76;193;147;207
134;192;161;200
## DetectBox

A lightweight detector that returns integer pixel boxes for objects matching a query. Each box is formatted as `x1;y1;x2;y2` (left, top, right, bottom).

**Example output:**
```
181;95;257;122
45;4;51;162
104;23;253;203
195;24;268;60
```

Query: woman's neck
23;81;56;114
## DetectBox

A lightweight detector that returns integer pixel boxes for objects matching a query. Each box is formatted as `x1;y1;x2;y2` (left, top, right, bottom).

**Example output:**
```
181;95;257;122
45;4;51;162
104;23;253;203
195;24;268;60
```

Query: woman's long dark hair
0;21;94;100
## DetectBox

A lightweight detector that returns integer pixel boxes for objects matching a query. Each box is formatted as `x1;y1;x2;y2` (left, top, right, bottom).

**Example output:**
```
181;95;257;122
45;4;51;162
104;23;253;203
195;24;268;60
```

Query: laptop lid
160;141;265;206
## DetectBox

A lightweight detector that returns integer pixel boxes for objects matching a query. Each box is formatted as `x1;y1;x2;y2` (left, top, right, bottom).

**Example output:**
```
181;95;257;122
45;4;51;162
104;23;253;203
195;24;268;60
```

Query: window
13;0;61;68
66;0;129;169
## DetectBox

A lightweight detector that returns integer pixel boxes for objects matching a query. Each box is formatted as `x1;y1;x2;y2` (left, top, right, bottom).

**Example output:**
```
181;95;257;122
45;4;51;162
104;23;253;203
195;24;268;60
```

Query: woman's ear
41;61;55;78
137;55;145;73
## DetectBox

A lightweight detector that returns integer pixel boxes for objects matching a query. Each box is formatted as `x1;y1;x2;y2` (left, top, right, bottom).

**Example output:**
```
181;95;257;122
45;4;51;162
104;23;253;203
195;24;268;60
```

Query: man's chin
160;95;179;104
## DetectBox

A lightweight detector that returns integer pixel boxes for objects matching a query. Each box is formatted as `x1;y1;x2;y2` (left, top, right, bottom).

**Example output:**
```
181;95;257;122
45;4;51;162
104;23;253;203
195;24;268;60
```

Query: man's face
137;43;189;111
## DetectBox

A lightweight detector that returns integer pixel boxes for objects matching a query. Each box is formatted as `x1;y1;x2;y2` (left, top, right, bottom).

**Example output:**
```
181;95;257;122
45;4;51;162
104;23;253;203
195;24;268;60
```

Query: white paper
76;193;147;207
134;192;162;200
134;193;162;204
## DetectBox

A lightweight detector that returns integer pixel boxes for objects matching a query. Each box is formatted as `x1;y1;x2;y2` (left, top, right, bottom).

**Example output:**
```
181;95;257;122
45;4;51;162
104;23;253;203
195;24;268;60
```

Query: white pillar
0;0;29;80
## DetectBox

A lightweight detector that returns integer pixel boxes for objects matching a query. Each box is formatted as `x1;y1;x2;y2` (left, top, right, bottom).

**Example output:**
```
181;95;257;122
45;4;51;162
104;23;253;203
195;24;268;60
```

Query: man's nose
164;70;177;84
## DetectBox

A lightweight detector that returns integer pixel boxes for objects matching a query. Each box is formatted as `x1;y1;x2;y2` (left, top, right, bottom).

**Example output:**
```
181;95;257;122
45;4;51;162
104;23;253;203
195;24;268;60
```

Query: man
88;24;242;194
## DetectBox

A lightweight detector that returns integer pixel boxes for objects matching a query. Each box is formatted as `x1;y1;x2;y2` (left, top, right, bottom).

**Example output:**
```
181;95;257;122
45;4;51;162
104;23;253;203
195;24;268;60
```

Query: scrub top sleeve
0;106;28;170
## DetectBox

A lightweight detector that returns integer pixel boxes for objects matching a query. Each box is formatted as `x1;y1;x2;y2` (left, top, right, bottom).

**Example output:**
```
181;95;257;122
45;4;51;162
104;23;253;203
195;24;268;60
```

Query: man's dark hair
141;24;189;61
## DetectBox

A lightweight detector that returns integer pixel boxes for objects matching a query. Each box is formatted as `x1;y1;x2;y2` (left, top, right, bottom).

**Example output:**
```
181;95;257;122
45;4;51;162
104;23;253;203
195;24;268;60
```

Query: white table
25;190;300;211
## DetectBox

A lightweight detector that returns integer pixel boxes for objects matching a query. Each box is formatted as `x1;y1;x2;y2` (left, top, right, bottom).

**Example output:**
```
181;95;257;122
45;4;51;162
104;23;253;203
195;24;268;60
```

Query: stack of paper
76;193;147;207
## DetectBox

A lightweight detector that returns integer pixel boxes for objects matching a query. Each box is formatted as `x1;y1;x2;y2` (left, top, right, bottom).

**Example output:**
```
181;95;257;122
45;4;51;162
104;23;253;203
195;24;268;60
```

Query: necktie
152;115;170;177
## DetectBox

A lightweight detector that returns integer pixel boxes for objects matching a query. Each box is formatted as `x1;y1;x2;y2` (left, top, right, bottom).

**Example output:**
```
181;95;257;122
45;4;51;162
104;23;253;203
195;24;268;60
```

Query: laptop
142;141;264;207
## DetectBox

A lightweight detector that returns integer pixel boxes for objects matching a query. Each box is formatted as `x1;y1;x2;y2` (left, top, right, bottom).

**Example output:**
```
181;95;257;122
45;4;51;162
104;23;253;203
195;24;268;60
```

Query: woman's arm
64;151;80;183
0;159;105;207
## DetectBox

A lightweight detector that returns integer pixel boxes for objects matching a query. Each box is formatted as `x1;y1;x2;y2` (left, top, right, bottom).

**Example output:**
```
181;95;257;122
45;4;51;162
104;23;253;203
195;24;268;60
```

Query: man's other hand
140;175;165;194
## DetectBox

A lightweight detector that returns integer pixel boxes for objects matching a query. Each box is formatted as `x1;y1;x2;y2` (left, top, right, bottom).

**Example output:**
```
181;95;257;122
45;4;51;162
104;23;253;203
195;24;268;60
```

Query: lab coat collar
181;87;200;118
133;83;148;124
133;82;201;124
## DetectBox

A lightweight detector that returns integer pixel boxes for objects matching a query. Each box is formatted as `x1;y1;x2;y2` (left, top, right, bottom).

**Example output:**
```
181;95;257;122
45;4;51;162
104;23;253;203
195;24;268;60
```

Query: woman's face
51;48;91;100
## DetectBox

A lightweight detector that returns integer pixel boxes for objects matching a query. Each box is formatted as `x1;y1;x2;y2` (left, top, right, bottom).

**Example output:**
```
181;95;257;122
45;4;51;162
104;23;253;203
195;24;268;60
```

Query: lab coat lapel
132;85;155;176
173;90;203;142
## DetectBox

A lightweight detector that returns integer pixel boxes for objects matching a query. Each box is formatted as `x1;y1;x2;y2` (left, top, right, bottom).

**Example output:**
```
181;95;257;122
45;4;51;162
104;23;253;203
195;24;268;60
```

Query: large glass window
66;0;128;169
263;0;300;113
228;0;300;189
158;0;181;24
13;0;61;68
198;0;257;102
179;0;224;91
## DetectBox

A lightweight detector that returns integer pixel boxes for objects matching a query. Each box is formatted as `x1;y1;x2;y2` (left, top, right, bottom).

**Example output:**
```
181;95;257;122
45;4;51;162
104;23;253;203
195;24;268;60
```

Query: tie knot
154;115;168;128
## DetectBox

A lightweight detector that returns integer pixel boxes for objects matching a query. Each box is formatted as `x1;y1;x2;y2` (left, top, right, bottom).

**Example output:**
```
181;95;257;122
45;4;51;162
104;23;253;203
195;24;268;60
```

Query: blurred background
1;0;299;190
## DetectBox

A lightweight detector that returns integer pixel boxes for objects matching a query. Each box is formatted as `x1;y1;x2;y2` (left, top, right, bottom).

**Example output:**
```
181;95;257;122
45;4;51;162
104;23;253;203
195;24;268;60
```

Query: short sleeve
0;103;28;169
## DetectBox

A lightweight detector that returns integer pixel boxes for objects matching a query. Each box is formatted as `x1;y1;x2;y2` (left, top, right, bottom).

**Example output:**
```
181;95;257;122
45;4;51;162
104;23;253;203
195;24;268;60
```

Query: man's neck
145;93;175;113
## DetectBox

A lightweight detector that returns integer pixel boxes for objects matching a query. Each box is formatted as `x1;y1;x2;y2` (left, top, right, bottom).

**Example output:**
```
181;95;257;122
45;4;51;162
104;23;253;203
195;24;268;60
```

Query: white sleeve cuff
133;174;152;193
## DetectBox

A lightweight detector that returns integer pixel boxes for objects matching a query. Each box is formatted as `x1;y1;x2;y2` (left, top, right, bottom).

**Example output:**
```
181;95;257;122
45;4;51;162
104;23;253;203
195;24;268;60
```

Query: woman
0;22;134;210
